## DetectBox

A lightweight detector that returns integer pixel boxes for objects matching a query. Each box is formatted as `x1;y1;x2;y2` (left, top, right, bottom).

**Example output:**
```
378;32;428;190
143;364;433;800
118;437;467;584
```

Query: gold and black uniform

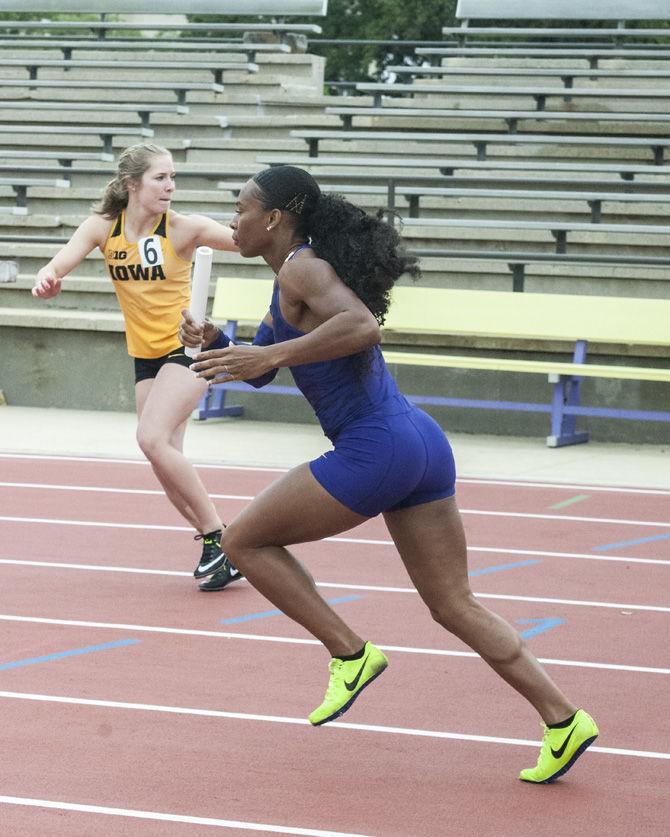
104;210;192;360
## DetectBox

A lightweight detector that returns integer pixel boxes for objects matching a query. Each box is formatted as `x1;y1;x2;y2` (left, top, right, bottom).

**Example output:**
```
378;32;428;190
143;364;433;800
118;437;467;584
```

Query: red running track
0;454;668;836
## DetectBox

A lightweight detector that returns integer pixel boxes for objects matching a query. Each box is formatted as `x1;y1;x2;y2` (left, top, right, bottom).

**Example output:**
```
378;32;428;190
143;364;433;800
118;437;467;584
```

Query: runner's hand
191;343;274;383
179;309;220;349
32;269;62;299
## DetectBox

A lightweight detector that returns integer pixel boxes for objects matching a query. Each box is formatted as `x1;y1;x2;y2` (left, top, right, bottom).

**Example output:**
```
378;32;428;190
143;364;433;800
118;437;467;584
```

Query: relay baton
184;245;213;359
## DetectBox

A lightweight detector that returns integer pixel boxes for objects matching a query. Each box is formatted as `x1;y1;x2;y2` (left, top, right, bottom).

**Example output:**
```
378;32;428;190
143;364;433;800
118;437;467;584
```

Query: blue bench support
548;340;590;447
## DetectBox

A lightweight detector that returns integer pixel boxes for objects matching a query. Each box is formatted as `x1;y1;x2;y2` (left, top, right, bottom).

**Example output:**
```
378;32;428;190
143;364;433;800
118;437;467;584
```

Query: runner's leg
221;463;369;657
136;364;221;534
383;496;576;725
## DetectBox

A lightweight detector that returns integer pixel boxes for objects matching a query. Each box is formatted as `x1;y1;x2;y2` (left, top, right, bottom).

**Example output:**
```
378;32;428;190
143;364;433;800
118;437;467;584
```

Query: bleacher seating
2;0;669;441
0;79;225;107
420;1;670;69
287;130;670;165
0;124;153;157
0;0;327;17
3;57;259;87
384;65;670;88
446;0;669;39
0;40;288;65
353;82;670;110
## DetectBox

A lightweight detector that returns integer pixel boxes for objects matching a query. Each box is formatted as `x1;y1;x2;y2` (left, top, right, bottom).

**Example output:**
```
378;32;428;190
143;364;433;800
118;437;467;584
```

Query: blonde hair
93;142;171;219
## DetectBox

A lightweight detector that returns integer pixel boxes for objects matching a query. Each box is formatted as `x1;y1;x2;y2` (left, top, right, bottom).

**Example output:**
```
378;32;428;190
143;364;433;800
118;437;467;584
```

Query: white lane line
3;513;670;560
0;515;187;532
0;452;287;473
0;794;367;837
0;614;667;674
0;559;668;612
458;478;670;496
320;583;670;615
461;509;670;528
0;559;191;577
3;493;670;530
472;591;670;614
0;690;667;761
0;481;254;501
329;539;670;567
2;506;669;535
4;452;670;496
466;545;670;567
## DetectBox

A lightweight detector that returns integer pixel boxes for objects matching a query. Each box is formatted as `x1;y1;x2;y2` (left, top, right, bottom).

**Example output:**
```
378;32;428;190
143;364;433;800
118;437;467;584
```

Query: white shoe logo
199;552;224;572
229;566;240;578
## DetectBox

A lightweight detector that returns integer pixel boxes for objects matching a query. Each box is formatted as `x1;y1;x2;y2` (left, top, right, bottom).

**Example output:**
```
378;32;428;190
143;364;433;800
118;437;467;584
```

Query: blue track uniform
210;276;456;517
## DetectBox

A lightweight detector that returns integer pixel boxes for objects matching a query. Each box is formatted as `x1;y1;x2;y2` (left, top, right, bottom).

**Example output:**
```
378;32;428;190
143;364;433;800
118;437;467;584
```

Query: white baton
184;245;213;359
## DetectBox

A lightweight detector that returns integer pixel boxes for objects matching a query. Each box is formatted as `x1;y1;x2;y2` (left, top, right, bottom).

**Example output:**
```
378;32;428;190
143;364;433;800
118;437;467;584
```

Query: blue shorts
309;402;456;518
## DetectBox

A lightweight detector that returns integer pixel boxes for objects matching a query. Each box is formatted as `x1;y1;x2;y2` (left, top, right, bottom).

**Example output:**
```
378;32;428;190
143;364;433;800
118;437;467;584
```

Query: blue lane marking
0;639;140;671
516;618;565;640
221;595;361;625
468;559;539;577
593;532;670;552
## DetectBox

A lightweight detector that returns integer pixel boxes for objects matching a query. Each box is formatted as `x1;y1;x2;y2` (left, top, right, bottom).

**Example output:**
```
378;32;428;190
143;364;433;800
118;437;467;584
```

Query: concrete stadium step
0;132;188;157
383;95;670;116
184;141;310;166
277;136;667;166
0;213;62;229
1;50;324;88
410;256;670;298
401;224;669;257
0;84;322;108
5;189;237;217
0;244;275;282
440;57;670;71
0;109;335;144
3;244;667;303
393;195;670;223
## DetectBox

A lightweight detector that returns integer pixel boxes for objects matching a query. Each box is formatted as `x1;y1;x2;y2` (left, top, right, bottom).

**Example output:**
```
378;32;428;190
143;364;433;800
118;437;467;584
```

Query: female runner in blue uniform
181;166;598;783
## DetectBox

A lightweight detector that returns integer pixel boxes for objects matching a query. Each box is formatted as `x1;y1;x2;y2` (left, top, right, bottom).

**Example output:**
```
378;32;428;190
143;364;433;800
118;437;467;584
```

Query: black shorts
133;347;192;384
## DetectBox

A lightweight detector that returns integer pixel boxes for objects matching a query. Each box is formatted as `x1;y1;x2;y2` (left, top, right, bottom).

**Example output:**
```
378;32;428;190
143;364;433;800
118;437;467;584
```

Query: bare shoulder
79;213;115;248
278;254;338;301
168;210;235;255
166;208;194;236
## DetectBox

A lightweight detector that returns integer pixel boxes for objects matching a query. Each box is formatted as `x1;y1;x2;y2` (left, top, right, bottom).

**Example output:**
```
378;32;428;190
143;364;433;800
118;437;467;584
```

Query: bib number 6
138;235;164;269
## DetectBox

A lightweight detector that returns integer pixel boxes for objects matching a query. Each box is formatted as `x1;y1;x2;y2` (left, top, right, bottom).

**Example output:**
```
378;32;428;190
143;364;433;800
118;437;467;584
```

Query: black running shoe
193;529;227;578
198;560;244;591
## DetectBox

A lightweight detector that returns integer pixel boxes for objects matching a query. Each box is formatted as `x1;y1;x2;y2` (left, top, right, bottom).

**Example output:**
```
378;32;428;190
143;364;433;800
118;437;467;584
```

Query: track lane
1;454;668;836
1;518;668;607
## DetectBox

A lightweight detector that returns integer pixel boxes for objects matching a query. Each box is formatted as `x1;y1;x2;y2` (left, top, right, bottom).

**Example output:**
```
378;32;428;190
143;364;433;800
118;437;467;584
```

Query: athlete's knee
427;589;477;631
219;523;253;562
136;424;166;460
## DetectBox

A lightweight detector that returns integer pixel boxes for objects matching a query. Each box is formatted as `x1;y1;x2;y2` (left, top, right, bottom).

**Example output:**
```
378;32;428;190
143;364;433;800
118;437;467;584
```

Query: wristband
207;328;233;351
252;321;275;347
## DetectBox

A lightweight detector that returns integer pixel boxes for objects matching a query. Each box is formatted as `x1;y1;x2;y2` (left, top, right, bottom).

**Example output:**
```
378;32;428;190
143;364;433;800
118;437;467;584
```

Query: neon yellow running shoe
519;709;599;783
309;642;388;726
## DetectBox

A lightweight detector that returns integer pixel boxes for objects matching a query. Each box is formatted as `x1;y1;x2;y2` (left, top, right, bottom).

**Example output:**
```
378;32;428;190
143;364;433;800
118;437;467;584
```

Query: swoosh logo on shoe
551;725;577;759
198;552;224;573
344;654;370;692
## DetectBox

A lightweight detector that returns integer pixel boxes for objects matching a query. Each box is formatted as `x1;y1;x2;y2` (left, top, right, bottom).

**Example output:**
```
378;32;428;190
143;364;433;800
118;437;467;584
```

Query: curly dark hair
252;166;421;324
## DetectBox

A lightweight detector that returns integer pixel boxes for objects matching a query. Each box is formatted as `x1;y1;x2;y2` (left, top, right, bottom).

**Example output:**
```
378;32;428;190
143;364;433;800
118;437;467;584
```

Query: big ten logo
107;250;127;260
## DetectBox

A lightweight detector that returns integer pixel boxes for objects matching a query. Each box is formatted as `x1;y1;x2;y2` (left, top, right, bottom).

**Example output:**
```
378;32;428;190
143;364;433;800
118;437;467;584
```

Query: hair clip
284;192;307;215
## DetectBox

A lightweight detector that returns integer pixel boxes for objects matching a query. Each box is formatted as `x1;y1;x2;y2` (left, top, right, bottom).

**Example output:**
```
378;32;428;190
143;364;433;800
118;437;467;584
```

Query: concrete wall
2;321;669;444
